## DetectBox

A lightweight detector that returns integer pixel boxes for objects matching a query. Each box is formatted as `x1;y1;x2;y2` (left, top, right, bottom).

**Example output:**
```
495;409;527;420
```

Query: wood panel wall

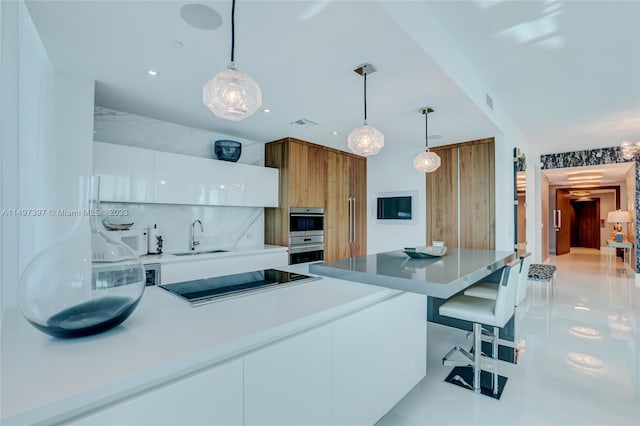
426;138;495;250
426;146;458;248
459;141;495;249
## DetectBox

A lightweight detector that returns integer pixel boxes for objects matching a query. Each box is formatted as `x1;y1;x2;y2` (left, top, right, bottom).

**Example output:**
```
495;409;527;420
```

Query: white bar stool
439;258;520;399
464;252;532;306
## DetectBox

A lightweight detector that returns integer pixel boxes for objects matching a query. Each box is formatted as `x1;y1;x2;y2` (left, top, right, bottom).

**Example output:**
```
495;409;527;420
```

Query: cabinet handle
348;197;353;243
352;197;357;243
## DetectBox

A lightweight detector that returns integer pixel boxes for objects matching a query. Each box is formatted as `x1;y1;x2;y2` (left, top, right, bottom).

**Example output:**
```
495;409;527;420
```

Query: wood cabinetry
265;138;366;261
427;138;495;249
325;152;367;260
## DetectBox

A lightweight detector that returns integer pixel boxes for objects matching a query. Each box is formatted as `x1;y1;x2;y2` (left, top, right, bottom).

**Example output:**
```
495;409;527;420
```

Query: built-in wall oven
289;207;324;264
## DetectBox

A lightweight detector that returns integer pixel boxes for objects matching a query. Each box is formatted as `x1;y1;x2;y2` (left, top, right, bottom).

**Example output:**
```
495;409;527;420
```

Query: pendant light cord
425;111;429;149
363;71;368;123
230;0;236;63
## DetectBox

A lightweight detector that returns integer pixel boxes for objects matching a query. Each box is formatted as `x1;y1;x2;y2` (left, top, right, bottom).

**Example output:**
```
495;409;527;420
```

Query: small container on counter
148;224;163;254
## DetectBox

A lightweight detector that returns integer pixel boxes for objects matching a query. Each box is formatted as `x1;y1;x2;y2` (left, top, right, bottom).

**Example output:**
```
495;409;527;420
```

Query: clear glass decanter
18;176;146;338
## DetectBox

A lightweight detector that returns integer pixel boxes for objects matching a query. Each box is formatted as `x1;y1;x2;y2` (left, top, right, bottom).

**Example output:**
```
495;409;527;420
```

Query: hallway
377;249;640;425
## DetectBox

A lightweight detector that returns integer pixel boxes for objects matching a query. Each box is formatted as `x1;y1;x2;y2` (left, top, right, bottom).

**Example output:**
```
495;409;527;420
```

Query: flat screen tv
377;196;412;220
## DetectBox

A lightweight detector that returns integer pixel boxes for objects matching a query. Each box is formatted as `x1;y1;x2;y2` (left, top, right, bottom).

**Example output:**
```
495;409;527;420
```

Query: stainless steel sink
173;249;228;256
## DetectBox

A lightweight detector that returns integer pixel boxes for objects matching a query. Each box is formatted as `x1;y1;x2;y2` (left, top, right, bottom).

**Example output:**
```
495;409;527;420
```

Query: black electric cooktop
159;269;319;306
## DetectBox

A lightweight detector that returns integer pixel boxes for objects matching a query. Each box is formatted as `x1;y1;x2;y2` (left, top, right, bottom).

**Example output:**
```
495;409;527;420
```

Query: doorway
542;162;634;259
570;199;600;249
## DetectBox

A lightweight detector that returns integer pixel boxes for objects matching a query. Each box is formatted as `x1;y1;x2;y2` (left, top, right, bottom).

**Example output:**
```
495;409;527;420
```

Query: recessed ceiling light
566;169;605;177
567;174;603;181
571;182;601;188
263;108;271;113
331;131;339;135
147;69;159;77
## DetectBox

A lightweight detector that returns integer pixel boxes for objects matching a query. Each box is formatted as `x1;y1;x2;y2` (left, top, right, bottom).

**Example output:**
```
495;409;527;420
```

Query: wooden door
325;151;350;261
426;146;458;248
555;189;571;255
459;142;495;249
570;200;600;249
349;156;367;257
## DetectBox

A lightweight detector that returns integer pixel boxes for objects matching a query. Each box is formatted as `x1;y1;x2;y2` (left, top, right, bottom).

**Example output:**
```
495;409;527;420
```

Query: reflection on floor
377;248;640;426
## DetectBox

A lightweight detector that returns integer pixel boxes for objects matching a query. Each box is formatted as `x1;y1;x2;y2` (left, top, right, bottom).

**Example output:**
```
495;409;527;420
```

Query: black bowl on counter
214;140;242;162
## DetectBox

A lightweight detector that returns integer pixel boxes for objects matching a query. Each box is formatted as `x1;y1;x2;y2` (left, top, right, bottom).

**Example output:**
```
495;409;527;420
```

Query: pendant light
413;107;441;173
347;63;384;156
203;0;261;121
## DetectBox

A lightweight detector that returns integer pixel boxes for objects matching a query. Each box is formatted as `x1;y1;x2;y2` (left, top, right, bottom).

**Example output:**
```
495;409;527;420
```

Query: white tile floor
377;248;640;425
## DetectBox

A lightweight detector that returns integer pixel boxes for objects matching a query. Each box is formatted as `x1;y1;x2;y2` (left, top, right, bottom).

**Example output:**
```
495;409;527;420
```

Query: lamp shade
413;150;441;173
203;66;262;121
606;210;632;223
347;124;384;156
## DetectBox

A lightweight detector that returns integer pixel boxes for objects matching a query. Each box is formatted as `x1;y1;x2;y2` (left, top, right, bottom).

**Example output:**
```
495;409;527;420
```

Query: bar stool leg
492;326;499;395
473;323;481;392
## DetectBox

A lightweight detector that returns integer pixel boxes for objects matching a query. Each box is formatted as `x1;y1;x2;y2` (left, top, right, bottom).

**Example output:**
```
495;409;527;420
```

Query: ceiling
25;0;640;155
542;162;634;186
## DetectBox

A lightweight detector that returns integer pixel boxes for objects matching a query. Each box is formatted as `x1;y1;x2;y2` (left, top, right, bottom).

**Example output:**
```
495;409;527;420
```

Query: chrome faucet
191;219;204;250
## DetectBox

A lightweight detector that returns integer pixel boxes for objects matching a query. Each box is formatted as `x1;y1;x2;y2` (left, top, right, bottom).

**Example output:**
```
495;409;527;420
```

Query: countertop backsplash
101;203;265;253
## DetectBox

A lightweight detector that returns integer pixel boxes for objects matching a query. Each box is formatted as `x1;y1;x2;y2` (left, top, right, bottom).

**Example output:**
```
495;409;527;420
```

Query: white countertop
1;274;397;425
139;244;288;265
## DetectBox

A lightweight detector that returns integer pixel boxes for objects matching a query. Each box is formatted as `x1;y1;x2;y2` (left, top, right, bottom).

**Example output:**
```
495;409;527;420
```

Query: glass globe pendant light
348;63;384;156
203;0;261;121
414;107;441;173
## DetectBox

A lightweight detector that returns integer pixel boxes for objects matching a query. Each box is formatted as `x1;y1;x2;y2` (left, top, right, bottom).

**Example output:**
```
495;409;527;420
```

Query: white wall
366;145;426;254
378;2;543;256
0;0;95;310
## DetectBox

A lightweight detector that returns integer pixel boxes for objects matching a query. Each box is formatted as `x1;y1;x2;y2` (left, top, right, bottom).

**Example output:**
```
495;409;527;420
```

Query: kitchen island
310;248;519;359
1;274;426;425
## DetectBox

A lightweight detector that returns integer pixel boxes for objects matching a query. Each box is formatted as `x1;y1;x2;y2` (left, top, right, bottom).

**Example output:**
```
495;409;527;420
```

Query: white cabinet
244;325;332;425
94;142;155;203
154;151;246;206
244;292;426;426
160;250;288;285
71;359;243;426
94;142;278;207
332;292;426;425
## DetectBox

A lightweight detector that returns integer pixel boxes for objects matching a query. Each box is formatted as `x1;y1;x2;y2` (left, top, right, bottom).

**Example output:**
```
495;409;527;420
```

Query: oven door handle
289;244;325;254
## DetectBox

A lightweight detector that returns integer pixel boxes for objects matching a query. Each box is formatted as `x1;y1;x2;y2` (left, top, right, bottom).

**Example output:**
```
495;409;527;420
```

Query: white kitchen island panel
244;325;332;425
332;292;427;425
71;359;243;426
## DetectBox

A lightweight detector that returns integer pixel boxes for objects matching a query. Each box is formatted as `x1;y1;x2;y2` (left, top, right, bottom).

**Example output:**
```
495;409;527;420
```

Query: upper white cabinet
94;142;155;203
94;142;278;207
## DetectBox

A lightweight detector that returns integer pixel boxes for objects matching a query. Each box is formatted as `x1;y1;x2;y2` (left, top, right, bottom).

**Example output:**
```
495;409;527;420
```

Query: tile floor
377;248;640;425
